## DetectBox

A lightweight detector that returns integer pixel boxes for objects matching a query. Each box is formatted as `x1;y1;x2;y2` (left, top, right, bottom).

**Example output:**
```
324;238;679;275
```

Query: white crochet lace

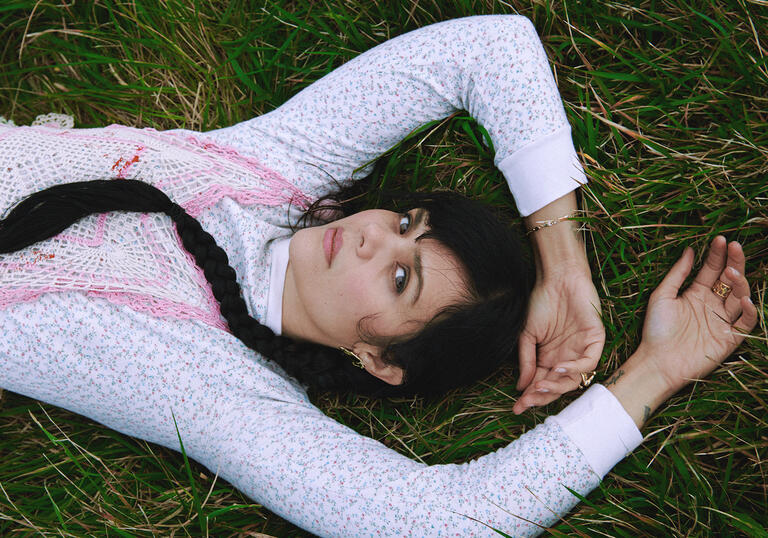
0;115;309;329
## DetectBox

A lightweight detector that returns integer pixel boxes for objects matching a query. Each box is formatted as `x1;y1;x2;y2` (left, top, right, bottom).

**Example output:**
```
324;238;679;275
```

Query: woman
1;15;598;403
0;15;757;536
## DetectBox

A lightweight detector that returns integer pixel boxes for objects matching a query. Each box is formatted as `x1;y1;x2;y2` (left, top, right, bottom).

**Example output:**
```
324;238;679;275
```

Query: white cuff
550;384;643;478
497;127;587;216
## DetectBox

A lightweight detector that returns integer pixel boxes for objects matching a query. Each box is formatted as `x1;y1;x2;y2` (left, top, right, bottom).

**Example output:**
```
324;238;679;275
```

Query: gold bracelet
526;212;577;234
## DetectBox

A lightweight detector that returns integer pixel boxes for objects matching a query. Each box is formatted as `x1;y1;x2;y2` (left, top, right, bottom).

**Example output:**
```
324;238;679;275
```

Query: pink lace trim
167;219;229;330
92;291;228;331
2;215;170;289
136;128;312;213
13;125;312;214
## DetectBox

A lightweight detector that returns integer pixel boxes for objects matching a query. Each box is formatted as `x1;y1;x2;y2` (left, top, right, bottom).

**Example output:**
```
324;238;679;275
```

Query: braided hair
0;180;531;397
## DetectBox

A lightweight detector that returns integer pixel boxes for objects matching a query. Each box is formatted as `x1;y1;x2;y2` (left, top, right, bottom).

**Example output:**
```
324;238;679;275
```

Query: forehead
417;237;467;308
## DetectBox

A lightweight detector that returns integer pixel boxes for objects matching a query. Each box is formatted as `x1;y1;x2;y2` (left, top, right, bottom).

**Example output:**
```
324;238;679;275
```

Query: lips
323;228;343;266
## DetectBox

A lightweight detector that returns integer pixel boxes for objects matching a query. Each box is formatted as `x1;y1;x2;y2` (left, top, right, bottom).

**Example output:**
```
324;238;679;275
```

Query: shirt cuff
550;384;643;478
497;127;587;217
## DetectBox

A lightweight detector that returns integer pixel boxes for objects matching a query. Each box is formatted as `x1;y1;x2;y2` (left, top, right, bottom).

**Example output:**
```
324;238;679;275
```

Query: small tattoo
605;370;624;386
643;406;651;422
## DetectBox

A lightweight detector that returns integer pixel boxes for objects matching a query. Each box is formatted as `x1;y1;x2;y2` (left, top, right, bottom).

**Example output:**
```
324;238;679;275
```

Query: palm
527;281;603;368
642;282;743;390
513;237;757;415
637;237;755;394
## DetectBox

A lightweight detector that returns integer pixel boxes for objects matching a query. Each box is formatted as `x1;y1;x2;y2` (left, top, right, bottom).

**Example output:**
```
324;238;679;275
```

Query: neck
280;260;331;347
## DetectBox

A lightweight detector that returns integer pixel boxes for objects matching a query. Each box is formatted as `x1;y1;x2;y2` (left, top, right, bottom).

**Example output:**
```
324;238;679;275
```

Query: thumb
654;247;694;299
517;331;537;390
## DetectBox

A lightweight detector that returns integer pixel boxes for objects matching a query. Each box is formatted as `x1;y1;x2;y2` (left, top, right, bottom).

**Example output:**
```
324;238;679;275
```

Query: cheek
334;272;388;329
341;274;373;305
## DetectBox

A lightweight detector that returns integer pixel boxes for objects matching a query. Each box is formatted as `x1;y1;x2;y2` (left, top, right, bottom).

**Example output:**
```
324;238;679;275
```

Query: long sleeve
204;15;586;217
0;292;639;537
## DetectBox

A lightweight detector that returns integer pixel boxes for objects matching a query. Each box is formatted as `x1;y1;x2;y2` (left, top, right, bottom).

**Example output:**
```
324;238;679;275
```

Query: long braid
0;180;386;393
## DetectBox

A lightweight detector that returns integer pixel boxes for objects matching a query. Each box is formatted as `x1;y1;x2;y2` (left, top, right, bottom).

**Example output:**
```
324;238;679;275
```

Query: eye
398;213;411;234
394;265;408;294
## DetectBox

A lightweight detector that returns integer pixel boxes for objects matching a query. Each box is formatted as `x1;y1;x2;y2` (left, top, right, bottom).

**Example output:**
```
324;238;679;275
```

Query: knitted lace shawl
0;114;309;330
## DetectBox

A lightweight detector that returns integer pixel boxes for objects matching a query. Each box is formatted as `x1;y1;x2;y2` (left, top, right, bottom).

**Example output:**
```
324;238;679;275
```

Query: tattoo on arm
643;405;651;422
605;370;624;386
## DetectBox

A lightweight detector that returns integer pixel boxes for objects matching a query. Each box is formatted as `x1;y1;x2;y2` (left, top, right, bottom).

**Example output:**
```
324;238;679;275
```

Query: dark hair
0;180;532;397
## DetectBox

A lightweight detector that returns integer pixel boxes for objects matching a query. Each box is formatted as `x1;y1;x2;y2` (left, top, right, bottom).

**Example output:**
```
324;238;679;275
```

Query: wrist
525;191;589;278
529;218;589;278
604;349;676;429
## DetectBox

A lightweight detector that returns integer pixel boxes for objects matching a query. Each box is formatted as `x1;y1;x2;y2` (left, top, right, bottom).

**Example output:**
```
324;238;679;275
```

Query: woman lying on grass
0;15;758;536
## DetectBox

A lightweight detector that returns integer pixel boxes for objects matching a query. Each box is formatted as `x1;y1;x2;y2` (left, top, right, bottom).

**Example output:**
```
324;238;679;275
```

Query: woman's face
282;208;468;379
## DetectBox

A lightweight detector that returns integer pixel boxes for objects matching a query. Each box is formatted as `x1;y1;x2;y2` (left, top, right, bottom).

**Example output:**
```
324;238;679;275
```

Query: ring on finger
579;370;597;389
712;279;732;299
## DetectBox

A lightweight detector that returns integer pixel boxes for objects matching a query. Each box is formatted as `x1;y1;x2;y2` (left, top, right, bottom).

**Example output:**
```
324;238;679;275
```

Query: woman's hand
634;236;757;397
591;237;756;428
513;269;604;414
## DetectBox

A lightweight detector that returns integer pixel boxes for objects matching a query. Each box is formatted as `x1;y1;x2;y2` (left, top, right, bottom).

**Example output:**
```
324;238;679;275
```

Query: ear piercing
339;347;365;369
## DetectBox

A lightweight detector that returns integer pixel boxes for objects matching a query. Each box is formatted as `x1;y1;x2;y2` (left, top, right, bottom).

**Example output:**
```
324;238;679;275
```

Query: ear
352;342;404;386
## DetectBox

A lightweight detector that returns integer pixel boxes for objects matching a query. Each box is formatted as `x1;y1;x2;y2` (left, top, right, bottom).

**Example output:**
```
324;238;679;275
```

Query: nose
356;221;402;260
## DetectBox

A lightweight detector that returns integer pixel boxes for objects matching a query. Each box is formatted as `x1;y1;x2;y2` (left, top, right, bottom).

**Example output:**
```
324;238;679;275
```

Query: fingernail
730;267;740;277
746;297;753;304
555;368;567;373
537;388;550;393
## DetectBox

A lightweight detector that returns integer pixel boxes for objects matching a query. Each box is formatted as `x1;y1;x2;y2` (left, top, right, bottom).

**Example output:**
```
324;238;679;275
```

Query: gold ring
579;371;597;389
712;280;732;299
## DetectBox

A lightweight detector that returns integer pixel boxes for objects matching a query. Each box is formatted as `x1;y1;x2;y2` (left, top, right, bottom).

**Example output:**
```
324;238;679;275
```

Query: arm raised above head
206;15;586;211
204;13;600;417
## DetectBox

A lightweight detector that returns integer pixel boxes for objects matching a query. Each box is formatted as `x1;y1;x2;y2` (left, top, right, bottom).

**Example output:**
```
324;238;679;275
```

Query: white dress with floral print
0;16;640;537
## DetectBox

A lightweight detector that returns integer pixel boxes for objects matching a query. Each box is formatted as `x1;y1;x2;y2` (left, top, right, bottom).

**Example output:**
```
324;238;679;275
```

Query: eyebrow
412;249;423;306
410;208;427;306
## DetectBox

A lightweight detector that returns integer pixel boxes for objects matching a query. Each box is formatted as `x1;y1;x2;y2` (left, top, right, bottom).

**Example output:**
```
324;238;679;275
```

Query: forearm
525;191;589;279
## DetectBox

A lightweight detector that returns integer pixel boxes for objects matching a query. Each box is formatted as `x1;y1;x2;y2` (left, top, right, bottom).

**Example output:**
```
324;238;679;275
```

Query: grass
0;0;766;535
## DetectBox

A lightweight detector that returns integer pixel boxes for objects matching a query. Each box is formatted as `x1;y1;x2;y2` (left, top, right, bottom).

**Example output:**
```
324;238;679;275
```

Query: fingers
515;389;561;410
654;247;694;300
513;358;599;413
516;332;537;391
693;235;727;288
513;367;549;414
541;358;598;396
693;238;746;297
725;240;746;279
532;376;579;396
580;339;603;373
733;296;758;335
719;266;750;322
722;242;747;320
514;383;562;411
551;357;598;383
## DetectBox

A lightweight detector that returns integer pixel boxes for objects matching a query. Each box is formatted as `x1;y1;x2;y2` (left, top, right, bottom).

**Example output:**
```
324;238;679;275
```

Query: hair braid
0;180;386;394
